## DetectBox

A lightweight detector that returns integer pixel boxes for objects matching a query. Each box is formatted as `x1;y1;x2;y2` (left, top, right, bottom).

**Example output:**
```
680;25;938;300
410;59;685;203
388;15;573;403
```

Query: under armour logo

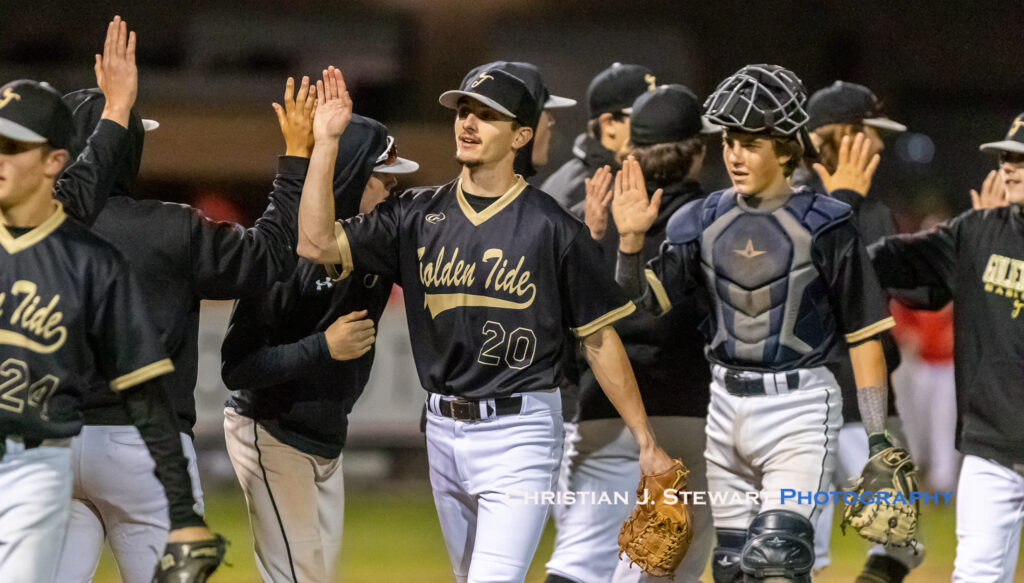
425;212;446;224
1010;117;1024;139
734;239;766;259
315;278;334;291
471;72;494;88
0;88;21;109
716;556;737;566
645;74;657;91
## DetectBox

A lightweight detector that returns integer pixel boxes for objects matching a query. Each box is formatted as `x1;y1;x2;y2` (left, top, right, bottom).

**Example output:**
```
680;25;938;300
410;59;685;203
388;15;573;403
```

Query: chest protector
695;188;850;369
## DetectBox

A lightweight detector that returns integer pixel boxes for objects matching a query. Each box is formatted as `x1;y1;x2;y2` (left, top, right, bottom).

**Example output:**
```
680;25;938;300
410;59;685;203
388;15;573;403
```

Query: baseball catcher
152;535;227;583
618;458;694;577
842;434;920;548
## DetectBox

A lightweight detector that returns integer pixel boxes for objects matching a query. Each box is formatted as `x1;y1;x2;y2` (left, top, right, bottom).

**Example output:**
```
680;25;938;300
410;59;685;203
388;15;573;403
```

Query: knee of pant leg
712;528;746;583
740;510;814;580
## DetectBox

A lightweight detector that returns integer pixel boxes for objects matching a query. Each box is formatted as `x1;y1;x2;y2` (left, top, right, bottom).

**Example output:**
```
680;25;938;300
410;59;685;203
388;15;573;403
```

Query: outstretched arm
297;66;352;265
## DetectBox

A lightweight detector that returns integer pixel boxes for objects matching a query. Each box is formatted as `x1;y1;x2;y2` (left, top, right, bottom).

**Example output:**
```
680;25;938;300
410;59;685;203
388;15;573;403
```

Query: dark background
5;0;1022;227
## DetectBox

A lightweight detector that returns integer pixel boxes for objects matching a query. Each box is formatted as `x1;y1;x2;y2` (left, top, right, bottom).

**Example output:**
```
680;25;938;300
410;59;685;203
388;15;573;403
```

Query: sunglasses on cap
376;136;398;166
999;151;1024;165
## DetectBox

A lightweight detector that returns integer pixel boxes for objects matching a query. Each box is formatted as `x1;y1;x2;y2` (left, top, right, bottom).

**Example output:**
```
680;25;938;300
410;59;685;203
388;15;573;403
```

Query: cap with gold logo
439;69;541;129
0;79;73;150
980;113;1024;155
587;63;656;119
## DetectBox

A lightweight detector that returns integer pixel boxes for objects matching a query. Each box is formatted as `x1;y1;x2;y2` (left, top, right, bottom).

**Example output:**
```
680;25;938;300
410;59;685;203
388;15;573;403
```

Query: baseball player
613;65;899;583
297;66;672;583
796;81;925;582
545;84;715;583
865;112;1024;582
0;71;213;582
51;75;310;582
221;115;418;583
542;63;656;212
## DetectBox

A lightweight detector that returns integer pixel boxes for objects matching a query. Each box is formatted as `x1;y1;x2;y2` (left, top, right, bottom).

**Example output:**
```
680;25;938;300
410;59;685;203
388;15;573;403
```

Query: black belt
722;370;801;396
437;396;523;422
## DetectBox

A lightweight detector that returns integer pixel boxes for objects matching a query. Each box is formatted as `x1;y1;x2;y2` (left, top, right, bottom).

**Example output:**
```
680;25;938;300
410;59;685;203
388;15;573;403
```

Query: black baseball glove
152;534;227;583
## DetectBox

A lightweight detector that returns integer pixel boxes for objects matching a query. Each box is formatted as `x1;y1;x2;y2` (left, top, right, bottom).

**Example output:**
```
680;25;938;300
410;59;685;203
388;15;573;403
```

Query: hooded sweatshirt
222;115;394;458
60;88;302;435
540;133;619;211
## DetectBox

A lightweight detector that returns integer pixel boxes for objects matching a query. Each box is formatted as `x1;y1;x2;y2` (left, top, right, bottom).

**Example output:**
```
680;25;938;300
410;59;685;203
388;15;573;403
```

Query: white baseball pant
425;390;562;583
953;455;1024;583
224;408;345;583
55;425;204;583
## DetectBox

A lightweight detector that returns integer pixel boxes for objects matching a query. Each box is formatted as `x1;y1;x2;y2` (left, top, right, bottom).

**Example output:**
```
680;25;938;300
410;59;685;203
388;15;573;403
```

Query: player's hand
639;443;674;477
313;66;353;144
324;310;375;360
813;132;880;196
584;165;614;240
611;156;662;253
970;169;1008;209
167;525;215;543
95;15;137;129
273;76;317;158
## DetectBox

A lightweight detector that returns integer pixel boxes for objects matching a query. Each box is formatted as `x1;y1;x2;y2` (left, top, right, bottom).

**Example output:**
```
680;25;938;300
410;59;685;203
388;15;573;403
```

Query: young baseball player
542;63;656;212
51;70;311;583
798;81;925;582
221;115;418;583
613;65;900;583
297;66;671;583
866;113;1024;583
545;84;714;583
0;72;215;583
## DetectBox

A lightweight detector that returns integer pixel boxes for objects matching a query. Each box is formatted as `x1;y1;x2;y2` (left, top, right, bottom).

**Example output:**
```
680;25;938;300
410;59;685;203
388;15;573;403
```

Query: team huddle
2;14;1023;583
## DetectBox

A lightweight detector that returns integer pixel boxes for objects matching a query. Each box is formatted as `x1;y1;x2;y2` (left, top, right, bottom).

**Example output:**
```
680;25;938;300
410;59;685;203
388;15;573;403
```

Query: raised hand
95;15;137;128
970;169;1008;210
313;66;353;144
273;76;317;157
813;132;881;196
324;310;375;361
611;156;662;253
584;165;614;240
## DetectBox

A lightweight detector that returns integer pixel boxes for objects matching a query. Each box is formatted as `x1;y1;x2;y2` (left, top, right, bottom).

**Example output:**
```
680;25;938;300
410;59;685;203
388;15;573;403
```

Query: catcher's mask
704;64;817;157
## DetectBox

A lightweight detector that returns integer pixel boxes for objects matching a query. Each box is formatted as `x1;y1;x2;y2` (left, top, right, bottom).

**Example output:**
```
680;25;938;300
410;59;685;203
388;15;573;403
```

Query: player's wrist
619;233;644;253
867;431;893;456
100;104;132;129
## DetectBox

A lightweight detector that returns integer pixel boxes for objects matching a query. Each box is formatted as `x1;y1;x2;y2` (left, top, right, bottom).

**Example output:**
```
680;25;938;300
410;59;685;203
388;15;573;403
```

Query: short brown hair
771;135;806;177
628;136;706;188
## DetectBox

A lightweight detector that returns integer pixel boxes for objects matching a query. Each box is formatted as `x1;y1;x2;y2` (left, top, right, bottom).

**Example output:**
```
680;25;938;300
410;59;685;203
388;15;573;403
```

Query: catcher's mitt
152;534;227;583
841;444;920;547
618;458;693;577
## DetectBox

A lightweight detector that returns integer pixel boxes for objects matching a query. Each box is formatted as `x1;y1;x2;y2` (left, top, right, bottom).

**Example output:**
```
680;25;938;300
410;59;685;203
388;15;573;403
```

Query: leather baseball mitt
841;444;920;547
152;534;227;583
617;458;693;577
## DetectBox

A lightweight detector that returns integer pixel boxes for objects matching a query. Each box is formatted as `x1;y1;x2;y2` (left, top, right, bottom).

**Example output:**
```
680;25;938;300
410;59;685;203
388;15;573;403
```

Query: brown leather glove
617;458;693;577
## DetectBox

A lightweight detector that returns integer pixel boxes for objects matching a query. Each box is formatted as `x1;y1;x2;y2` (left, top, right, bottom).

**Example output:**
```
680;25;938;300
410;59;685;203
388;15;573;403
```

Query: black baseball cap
439;68;541;129
630;84;721;146
587;63;656;118
807;81;906;133
0;79;74;150
979;113;1024;155
463;62;575;115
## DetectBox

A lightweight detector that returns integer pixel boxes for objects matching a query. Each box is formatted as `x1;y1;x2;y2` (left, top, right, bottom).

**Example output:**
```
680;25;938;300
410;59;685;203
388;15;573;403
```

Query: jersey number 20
477;321;537;370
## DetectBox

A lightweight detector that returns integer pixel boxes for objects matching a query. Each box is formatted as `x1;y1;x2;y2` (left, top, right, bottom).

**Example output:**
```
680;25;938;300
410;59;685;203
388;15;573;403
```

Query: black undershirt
462;191;500;212
5;226;33;238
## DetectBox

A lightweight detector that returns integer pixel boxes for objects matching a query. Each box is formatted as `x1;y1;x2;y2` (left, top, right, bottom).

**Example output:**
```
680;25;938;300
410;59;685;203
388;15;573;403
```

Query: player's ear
512;126;534;150
42;148;70;176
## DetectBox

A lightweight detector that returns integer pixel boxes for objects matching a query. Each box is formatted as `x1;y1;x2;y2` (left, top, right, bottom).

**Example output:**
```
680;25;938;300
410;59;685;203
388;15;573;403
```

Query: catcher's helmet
704;65;810;136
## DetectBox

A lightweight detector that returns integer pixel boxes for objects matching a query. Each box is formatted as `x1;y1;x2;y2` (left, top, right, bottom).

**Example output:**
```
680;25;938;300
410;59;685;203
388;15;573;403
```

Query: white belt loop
775;372;790;395
763;375;777;396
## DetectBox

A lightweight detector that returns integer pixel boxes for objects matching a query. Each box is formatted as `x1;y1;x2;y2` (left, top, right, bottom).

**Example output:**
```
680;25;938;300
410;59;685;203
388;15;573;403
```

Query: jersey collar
0;201;66;255
455;175;527;227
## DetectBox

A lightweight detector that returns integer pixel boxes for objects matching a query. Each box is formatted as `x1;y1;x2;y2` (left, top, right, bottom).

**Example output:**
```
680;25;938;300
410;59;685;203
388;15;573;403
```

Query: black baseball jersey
0;203;173;439
330;177;633;399
869;204;1024;466
640;188;894;373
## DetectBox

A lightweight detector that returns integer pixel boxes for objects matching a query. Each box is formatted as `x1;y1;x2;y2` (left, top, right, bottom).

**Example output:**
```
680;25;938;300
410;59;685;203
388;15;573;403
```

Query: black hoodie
574;179;713;420
221;116;394;458
60;88;302;435
540;132;619;211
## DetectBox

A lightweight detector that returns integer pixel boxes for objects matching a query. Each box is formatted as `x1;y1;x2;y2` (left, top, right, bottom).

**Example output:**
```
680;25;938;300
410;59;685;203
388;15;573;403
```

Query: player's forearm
582;326;656;448
122;378;206;529
297;140;342;264
615;250;646;300
54;119;129;226
849;338;888;435
222;333;327;391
